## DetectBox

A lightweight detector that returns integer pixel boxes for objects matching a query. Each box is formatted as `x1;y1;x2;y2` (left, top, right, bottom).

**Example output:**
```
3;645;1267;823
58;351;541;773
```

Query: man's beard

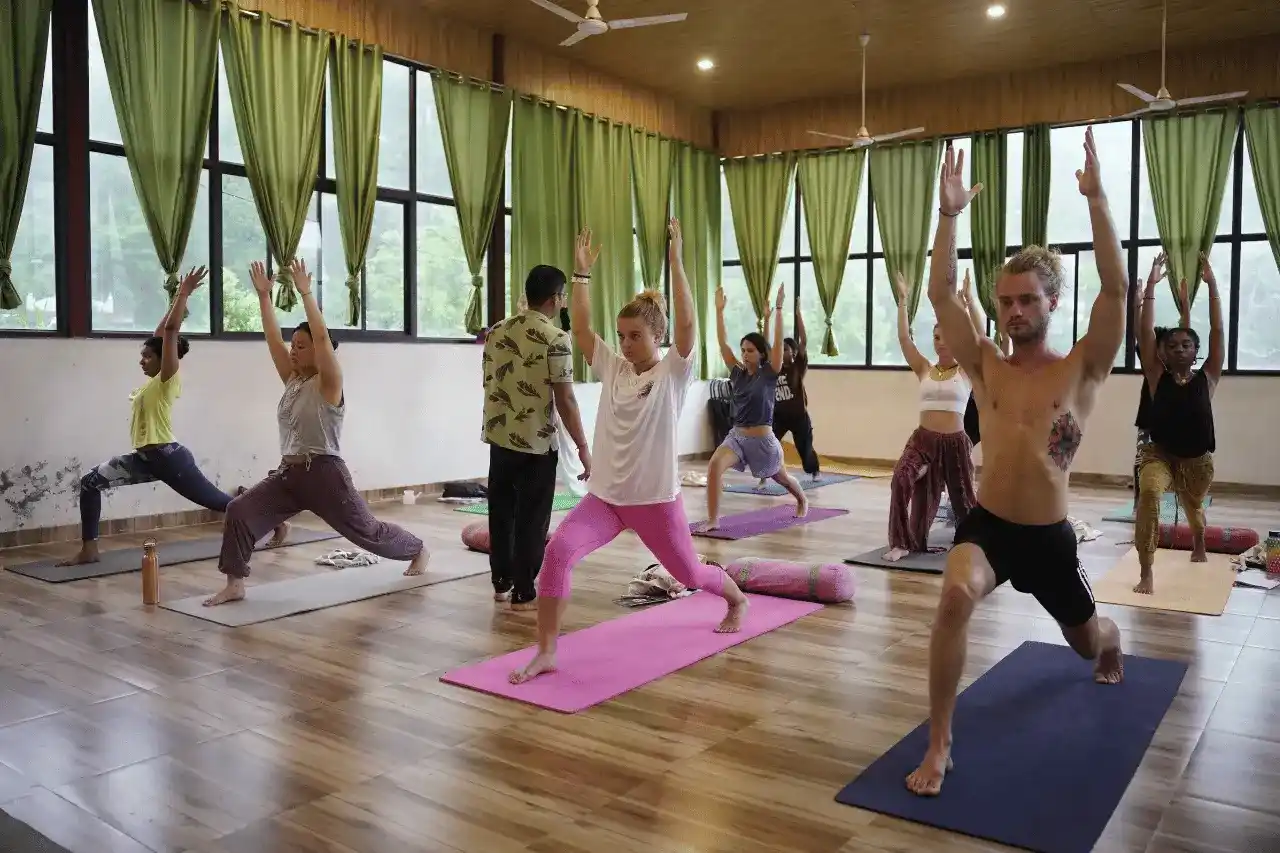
1007;315;1049;345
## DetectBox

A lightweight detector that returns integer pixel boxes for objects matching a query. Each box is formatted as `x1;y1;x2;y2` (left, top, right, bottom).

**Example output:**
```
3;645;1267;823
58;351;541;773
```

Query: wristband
939;209;959;218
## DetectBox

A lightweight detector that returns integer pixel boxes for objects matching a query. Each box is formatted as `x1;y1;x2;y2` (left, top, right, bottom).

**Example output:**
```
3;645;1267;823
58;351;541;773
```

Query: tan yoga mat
160;545;490;626
1091;547;1237;616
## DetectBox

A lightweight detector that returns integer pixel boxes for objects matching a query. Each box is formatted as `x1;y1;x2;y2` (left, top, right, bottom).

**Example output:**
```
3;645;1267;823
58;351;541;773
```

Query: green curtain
221;6;328;311
92;0;219;309
1022;124;1050;247
433;73;512;335
723;153;797;326
1143;110;1236;304
970;131;1007;336
510;98;575;317
673;143;722;378
871;139;942;321
797;148;865;356
1244;105;1280;274
572;113;635;380
0;0;53;310
328;37;382;326
630;129;675;290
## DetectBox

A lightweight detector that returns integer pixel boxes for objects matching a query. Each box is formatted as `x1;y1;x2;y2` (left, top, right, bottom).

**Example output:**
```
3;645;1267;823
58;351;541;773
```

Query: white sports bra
918;369;971;414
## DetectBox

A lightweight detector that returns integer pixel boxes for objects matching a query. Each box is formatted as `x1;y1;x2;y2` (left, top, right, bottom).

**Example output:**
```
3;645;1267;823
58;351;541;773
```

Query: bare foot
698;519;720;532
203;579;245;607
266;522;290;548
1132;572;1154;595
510;600;537;612
56;545;100;567
716;591;749;633
509;651;557;684
754;479;768;491
1094;617;1125;684
403;548;431;576
794;494;809;518
883;547;910;563
1190;537;1208;563
905;746;954;796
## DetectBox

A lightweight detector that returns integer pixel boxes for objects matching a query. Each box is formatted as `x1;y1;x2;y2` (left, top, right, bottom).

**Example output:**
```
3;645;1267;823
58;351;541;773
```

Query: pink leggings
537;493;728;599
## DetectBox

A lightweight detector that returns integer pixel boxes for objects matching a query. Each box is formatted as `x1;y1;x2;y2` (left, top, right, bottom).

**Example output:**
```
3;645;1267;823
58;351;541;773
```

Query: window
1005;130;1024;247
0;145;57;332
89;153;213;333
1236;239;1280;370
799;259;868;366
217;54;243;166
1075;250;1129;368
416;71;452;199
38;38;52;134
325;60;411;191
717;264;757;353
1046;122;1132;246
415;201;472;338
220;175;307;333
1241;139;1266;235
364;201;407;331
721;172;739;262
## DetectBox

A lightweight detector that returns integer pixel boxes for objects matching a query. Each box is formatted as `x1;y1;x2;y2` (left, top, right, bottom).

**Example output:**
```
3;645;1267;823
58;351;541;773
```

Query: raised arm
1073;127;1128;381
768;284;785;373
250;261;293;385
714;287;742;372
291;260;342;405
158;267;206;382
793;301;808;359
668;218;697;359
1199;252;1224;389
894;271;931;377
570;227;601;365
960;268;985;337
929;146;988;379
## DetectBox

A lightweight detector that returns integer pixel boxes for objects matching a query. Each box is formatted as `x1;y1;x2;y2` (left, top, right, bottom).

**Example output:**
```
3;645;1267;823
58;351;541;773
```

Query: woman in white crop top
882;270;986;562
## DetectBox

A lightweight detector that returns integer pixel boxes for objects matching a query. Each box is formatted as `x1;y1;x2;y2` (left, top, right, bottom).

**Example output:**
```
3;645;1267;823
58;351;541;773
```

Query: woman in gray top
700;282;807;530
203;260;430;607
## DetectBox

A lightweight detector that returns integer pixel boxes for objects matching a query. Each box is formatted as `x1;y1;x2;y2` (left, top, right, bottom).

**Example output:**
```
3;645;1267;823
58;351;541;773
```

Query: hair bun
635;289;666;311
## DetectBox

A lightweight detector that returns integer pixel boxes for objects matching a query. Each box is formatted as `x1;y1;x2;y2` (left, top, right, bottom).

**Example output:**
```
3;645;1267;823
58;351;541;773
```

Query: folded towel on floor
315;549;381;569
615;561;700;607
1069;516;1102;544
680;471;708;487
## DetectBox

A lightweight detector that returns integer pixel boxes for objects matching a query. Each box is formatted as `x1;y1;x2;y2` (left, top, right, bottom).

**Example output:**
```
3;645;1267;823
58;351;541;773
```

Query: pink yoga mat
439;591;822;713
692;504;849;540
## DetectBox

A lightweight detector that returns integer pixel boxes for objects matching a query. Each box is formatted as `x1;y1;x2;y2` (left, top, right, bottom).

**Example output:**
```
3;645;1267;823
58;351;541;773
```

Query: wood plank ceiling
408;0;1280;108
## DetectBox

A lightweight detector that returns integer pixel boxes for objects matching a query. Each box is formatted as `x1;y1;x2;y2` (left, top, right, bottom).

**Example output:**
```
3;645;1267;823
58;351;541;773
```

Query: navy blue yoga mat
835;640;1187;853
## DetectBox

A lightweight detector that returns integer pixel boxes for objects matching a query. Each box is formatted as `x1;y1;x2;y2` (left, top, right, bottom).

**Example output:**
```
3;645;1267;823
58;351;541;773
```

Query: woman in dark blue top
699;283;806;531
1132;252;1223;596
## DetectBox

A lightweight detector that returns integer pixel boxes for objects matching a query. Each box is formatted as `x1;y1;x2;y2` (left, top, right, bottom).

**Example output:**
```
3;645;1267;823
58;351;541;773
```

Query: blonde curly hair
617;289;668;339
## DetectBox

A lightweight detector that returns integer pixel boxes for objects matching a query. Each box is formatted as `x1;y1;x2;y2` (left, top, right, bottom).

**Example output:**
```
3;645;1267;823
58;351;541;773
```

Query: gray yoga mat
5;527;341;583
844;528;957;574
723;470;860;496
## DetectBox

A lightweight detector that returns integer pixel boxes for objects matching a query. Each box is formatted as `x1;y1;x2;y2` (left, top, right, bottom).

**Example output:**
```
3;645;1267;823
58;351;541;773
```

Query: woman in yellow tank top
58;269;287;567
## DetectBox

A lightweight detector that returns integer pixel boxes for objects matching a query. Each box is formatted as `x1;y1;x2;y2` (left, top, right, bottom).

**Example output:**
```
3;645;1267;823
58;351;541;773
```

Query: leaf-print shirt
481;310;574;455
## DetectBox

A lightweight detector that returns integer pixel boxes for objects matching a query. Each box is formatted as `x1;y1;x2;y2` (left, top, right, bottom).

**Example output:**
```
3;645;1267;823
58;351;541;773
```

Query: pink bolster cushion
1157;523;1259;555
461;521;551;554
721;557;854;604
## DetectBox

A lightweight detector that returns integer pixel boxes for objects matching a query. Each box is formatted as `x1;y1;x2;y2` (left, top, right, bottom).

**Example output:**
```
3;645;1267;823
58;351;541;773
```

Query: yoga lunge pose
883;269;979;562
59;268;286;566
203;260;429;606
1130;252;1188;508
703;283;807;530
906;131;1128;797
1132;252;1222;594
760;300;820;483
483;272;589;610
958;269;1010;449
508;220;750;684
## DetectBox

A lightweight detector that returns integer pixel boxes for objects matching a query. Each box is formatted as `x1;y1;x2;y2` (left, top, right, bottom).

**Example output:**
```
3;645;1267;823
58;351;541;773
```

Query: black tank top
1148;371;1215;457
1134;381;1152;430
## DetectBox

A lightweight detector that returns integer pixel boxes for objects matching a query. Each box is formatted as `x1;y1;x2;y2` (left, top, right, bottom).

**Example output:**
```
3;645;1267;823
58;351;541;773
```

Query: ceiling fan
526;0;689;48
807;33;924;150
1114;0;1247;118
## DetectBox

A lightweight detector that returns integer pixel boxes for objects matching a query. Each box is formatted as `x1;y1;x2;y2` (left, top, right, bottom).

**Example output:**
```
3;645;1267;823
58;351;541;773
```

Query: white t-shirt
586;334;697;506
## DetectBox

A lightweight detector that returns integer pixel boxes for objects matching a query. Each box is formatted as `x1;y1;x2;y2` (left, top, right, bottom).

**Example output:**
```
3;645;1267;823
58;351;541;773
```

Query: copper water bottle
141;540;159;605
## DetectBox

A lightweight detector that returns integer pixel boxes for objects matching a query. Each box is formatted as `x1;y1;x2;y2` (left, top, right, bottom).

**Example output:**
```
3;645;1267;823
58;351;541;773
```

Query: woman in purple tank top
698;283;807;531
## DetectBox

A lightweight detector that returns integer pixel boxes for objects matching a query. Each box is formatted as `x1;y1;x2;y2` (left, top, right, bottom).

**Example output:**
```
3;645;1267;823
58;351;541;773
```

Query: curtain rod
214;2;373;51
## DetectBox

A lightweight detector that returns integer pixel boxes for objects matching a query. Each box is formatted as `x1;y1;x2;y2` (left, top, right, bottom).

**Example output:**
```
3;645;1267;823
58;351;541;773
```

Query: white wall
803;370;1280;486
0;338;714;533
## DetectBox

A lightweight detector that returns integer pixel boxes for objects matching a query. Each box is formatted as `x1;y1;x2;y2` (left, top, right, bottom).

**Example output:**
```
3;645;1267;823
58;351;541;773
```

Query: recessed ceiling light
696;58;715;71
986;4;1006;18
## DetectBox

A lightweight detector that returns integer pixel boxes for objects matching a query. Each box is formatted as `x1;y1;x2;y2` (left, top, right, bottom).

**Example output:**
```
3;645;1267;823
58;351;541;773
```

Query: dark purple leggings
218;456;423;578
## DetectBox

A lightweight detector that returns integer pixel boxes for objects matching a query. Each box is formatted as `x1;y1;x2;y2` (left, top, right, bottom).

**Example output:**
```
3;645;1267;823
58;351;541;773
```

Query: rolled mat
722;556;854;604
461;520;550;554
1158;523;1258;554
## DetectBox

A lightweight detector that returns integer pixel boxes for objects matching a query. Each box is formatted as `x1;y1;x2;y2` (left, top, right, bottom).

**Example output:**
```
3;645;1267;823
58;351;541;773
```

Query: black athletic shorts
951;503;1096;628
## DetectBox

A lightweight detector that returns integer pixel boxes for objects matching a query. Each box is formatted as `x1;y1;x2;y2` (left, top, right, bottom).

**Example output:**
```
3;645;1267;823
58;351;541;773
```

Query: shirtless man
905;129;1127;798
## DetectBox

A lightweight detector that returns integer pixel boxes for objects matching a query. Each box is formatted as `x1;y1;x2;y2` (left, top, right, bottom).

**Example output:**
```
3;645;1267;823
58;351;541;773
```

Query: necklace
930;363;960;381
1171;369;1195;385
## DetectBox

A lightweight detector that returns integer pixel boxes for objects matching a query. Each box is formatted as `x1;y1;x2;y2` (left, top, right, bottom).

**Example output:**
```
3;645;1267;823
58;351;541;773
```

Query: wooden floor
0;470;1277;853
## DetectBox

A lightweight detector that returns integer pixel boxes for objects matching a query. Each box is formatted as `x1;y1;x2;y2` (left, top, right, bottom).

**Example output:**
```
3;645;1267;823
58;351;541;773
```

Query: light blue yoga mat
723;470;859;496
1102;493;1212;524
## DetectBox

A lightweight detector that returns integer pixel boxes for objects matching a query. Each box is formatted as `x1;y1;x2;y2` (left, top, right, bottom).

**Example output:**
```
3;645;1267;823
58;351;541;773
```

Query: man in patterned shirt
482;265;590;610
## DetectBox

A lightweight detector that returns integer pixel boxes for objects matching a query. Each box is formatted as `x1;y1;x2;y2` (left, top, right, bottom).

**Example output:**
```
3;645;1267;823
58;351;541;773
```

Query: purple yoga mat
439;591;822;712
692;504;849;540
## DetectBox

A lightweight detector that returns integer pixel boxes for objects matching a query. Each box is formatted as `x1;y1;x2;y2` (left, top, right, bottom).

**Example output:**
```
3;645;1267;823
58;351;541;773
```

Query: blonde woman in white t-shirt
509;220;750;685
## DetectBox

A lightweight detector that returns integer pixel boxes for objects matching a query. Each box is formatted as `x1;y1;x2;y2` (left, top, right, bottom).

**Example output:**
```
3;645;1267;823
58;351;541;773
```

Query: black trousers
487;444;558;603
772;408;820;475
